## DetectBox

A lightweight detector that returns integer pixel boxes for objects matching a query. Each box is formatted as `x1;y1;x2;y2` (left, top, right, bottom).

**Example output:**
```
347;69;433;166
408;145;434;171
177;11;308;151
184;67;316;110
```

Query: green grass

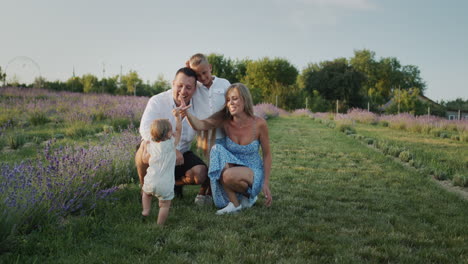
354;123;468;178
1;116;468;263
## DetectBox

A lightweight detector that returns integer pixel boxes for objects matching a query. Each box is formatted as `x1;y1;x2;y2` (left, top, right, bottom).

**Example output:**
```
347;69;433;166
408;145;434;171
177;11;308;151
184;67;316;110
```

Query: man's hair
151;119;172;142
175;67;197;79
175;67;197;85
188;53;209;67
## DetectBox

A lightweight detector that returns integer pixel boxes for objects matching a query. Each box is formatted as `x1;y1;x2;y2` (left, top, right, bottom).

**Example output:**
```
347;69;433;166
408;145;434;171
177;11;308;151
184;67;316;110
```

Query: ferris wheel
5;56;41;85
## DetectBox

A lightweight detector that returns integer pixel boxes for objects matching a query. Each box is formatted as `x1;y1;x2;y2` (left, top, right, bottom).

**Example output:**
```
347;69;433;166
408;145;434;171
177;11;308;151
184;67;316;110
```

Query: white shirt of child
139;90;197;153
192;76;230;139
142;138;176;200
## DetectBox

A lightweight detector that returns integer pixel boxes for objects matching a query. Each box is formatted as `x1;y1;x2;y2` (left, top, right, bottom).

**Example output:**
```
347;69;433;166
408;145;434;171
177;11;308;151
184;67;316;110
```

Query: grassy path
2;117;468;263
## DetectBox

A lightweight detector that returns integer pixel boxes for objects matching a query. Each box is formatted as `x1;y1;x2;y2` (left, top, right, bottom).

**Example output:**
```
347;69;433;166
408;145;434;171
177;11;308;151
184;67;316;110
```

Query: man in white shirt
136;67;207;200
187;53;230;205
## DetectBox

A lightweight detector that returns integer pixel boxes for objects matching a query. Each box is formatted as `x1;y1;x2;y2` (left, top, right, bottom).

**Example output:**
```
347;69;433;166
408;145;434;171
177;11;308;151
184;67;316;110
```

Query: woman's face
226;88;244;115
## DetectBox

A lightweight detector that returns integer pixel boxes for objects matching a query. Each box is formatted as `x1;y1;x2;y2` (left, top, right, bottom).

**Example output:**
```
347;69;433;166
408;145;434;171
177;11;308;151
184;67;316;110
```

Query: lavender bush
312;108;468;142
254;103;290;120
291;108;313;117
0;129;140;238
0;87;147;128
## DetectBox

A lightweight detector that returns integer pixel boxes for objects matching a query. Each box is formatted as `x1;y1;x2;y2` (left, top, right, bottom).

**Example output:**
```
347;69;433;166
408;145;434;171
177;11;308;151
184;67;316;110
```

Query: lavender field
1;87;467;262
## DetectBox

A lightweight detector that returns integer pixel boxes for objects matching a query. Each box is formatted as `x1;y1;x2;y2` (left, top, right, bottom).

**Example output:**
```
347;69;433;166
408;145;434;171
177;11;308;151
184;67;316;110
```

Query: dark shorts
175;151;206;180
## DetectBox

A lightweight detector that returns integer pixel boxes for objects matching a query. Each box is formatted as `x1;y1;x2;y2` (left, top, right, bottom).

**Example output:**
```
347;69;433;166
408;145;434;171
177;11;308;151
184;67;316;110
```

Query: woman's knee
222;167;253;185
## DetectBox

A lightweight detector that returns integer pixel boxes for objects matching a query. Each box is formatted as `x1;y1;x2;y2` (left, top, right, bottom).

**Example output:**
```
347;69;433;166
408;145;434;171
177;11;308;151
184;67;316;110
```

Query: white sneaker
216;202;242;215
194;194;206;206
240;196;258;209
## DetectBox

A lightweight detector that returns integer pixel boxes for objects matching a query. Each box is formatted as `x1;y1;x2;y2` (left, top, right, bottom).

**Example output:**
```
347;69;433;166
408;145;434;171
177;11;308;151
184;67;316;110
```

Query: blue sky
1;0;467;101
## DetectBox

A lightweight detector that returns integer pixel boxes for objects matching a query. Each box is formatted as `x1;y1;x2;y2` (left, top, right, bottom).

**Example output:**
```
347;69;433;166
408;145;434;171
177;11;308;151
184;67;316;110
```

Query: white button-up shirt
139;90;197;153
192;76;230;138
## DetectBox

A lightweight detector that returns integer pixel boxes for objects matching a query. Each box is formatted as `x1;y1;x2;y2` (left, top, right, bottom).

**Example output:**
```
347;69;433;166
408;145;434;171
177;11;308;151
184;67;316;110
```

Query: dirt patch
433;179;468;200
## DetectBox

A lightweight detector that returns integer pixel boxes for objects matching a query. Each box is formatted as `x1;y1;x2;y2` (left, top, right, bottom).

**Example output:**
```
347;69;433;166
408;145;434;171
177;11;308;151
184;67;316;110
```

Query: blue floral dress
208;124;264;208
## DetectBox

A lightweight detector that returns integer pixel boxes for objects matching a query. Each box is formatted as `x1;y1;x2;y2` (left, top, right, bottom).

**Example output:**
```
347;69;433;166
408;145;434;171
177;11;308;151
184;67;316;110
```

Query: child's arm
173;109;182;147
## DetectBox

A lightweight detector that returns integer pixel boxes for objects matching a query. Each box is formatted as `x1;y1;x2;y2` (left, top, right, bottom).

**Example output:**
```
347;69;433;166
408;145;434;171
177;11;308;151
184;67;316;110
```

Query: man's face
190;62;213;88
172;72;196;106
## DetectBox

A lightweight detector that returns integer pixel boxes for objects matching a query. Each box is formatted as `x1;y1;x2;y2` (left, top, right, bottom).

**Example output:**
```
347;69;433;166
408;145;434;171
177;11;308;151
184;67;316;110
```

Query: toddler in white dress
141;109;181;225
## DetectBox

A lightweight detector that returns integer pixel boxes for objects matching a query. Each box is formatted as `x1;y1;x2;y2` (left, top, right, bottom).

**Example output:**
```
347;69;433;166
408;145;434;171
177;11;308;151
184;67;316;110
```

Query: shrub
453;174;468;187
364;138;374;145
103;125;114;134
451;135;460;141
388;146;402;157
433;170;448;180
28;112;50;126
111;118;131;131
439;132;449;139
65;123;95;138
7;133;26;150
91;111;108;122
398;150;412;162
380;120;389;127
337;122;355;134
460;132;468;143
430;129;442;137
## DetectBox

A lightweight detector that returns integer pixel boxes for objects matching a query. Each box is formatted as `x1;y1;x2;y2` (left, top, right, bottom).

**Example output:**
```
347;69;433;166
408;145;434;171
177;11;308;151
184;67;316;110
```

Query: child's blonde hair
150;119;172;142
188;53;209;67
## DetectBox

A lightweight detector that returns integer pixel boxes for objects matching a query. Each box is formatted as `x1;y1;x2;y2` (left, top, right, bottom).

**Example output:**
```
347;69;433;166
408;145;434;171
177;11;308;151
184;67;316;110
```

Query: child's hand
172;108;181;119
178;95;191;118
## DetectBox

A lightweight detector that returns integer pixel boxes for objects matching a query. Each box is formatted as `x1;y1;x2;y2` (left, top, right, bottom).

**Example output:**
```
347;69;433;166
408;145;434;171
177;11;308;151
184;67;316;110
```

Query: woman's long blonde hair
221;83;254;119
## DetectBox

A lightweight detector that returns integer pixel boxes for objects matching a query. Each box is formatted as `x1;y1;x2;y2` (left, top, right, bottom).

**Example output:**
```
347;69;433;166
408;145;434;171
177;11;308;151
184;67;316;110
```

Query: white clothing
139;90;197;153
192;76;230;139
142;138;176;200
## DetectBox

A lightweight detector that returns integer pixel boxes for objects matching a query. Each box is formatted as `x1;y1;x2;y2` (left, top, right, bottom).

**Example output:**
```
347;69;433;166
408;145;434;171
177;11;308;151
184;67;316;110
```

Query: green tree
81;74;99;93
400;65;426;92
242;57;298;106
66;76;84;93
0;66;6;86
385;88;426;115
299;58;365;111
120;70;142;95
207;53;250;83
151;74;170;95
33;76;46;89
98;75;119;94
442;98;468;111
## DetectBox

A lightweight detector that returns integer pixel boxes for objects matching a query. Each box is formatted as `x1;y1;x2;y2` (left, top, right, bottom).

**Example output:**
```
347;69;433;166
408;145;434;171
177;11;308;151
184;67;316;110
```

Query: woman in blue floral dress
180;83;272;214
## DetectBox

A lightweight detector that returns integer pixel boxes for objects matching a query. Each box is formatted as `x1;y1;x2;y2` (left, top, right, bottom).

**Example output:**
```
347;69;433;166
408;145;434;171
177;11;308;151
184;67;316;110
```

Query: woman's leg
157;200;171;225
220;166;254;207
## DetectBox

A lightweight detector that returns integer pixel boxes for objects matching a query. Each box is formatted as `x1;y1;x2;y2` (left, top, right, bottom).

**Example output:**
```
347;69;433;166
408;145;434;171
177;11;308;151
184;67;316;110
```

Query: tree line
1;50;466;115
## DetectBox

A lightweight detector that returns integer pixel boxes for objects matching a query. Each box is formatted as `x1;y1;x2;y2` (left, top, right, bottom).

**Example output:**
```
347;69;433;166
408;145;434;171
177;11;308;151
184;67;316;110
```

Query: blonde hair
188;53;209;67
221;83;255;119
150;119;172;142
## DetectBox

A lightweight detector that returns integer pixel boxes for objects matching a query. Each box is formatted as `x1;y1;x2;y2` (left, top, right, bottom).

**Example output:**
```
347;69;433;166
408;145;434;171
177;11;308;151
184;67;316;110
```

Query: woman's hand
262;183;272;207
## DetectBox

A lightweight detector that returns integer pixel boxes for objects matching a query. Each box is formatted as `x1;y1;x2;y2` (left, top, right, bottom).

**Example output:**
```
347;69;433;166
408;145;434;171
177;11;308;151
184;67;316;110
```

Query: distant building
446;109;468;120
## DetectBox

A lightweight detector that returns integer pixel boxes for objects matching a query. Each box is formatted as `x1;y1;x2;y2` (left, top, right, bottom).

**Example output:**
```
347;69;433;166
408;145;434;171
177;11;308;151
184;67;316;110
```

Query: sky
1;0;467;101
